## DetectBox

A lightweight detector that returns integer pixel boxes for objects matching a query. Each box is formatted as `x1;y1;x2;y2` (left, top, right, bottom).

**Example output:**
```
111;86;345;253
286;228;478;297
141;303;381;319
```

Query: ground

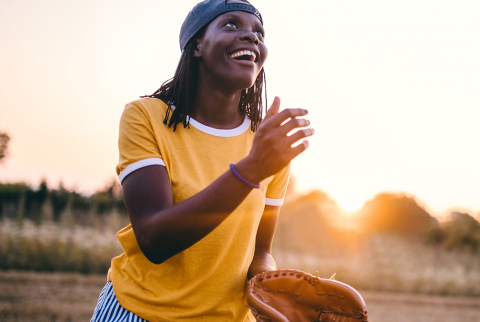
1;271;479;322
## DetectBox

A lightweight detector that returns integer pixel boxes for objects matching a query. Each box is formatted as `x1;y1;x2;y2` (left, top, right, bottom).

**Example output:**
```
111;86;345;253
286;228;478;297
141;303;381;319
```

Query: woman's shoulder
119;98;172;134
124;97;169;114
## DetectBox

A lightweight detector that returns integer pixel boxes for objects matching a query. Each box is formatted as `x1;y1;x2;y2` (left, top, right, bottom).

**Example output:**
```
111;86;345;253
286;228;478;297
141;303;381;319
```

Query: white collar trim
187;114;251;137
169;103;251;137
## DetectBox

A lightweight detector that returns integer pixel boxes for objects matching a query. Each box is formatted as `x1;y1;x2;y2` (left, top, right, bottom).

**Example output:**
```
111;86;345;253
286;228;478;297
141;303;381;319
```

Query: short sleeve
116;102;165;184
265;164;290;206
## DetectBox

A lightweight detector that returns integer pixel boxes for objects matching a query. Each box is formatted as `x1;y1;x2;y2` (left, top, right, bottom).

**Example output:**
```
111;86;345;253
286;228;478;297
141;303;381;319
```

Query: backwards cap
179;0;263;51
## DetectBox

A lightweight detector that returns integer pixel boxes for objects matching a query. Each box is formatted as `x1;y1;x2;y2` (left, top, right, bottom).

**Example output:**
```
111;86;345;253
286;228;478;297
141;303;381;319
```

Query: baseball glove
246;269;368;322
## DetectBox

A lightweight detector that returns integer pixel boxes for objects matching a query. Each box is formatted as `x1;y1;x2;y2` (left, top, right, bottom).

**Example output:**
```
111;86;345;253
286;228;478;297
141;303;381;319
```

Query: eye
224;20;238;28
255;29;265;40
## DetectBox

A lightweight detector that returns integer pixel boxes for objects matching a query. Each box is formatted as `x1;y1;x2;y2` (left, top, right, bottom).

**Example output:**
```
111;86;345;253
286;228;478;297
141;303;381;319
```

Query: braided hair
142;31;267;132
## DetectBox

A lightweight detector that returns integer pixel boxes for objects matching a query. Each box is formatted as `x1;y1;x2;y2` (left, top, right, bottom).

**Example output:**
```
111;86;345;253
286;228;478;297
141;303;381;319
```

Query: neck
191;74;245;130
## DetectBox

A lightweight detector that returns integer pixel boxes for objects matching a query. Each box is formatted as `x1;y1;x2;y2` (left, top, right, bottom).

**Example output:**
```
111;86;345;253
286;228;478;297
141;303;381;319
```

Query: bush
423;212;480;253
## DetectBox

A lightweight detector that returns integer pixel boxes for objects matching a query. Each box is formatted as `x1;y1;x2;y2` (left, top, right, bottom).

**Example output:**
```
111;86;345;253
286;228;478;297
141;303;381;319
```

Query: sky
0;0;479;217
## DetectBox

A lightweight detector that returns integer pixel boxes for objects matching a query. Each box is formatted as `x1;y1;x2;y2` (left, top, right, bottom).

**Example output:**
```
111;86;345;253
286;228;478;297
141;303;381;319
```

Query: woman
91;0;314;321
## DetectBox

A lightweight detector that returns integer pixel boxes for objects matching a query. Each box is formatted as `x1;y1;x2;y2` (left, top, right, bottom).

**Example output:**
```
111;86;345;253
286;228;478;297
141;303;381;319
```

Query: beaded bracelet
229;163;261;189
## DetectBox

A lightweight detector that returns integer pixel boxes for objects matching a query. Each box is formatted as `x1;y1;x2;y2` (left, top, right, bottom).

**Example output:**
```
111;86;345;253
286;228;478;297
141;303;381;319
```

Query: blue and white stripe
91;282;148;322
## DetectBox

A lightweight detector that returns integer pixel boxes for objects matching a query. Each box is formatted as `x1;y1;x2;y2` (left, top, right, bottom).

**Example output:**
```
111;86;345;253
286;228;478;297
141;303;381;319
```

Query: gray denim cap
179;0;263;51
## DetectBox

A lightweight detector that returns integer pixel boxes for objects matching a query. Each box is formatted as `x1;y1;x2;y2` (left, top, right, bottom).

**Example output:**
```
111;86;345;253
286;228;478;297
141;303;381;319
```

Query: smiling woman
142;0;267;133
89;0;314;322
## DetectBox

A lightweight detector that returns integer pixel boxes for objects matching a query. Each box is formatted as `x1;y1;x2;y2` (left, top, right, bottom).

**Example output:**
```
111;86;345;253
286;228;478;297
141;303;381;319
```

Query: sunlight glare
337;198;364;212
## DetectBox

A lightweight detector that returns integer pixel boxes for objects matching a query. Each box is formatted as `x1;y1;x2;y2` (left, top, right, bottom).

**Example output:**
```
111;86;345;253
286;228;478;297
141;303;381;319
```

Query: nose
239;30;259;45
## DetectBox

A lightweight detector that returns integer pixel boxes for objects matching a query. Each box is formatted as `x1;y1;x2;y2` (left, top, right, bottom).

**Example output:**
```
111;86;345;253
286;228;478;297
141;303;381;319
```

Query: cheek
203;41;228;64
259;45;268;66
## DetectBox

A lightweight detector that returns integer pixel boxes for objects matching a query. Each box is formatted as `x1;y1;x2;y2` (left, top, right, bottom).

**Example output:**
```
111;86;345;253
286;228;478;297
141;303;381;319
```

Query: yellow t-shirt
109;98;290;322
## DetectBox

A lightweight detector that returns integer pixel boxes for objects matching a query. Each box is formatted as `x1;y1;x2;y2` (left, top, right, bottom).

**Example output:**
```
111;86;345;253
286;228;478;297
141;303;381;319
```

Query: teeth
230;50;256;61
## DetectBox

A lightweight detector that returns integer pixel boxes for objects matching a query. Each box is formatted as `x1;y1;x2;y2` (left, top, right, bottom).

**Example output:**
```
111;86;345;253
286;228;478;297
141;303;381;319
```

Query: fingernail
303;109;308;114
306;120;310;125
304;140;309;148
310;128;315;135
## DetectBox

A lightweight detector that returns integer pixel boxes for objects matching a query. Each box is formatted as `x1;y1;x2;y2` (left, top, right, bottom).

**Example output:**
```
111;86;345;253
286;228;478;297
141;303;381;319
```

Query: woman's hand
248;252;277;280
236;96;314;183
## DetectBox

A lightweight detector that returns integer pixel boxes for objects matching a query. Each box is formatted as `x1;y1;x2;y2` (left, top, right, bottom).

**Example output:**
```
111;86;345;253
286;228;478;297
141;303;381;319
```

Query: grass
1;270;479;322
1;215;480;296
273;234;480;296
0;216;125;274
0;271;105;322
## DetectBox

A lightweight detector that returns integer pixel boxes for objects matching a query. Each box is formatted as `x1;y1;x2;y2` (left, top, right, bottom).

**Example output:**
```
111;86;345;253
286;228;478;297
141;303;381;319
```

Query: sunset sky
1;0;479;217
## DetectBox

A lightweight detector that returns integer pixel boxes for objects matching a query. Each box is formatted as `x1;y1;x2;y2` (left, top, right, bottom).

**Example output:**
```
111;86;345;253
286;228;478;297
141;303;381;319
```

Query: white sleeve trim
265;198;284;206
118;158;165;184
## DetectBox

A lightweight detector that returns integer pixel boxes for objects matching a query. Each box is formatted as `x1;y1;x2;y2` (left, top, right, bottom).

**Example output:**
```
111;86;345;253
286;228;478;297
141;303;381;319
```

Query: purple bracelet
229;163;260;189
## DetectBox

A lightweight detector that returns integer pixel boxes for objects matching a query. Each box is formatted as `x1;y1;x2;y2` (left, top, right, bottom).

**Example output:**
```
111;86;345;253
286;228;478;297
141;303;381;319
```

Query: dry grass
274;235;480;296
0;271;105;322
363;291;480;322
0;217;124;274
2;217;480;296
1;271;479;322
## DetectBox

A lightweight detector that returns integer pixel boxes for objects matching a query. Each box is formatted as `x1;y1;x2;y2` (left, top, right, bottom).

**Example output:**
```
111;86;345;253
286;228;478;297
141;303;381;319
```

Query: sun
337;198;364;212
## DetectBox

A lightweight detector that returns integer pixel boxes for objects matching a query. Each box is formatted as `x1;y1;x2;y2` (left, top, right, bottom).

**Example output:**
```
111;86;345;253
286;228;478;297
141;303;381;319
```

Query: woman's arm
122;97;313;264
247;205;280;279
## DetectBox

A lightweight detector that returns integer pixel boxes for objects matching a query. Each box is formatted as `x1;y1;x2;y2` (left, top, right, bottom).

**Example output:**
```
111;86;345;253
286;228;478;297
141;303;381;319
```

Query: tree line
0;180;127;225
277;190;480;254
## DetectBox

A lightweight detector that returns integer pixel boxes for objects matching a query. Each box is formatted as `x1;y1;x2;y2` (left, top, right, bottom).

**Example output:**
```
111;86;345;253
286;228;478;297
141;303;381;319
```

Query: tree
443;212;480;253
0;131;10;162
358;193;437;237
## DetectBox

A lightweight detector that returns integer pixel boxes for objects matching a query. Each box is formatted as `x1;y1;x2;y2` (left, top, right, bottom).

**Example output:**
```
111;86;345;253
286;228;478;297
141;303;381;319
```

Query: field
1;271;479;322
1;191;480;321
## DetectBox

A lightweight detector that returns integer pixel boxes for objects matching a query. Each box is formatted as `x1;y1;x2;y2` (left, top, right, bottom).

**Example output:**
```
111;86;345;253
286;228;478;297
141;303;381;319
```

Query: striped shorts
90;282;148;322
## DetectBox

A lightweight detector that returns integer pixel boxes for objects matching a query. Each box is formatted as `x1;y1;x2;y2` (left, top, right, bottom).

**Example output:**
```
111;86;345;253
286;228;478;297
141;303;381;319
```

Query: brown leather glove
246;269;368;322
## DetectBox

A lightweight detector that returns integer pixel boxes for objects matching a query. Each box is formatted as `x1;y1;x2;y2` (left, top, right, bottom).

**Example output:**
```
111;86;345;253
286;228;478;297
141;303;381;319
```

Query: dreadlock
142;35;267;132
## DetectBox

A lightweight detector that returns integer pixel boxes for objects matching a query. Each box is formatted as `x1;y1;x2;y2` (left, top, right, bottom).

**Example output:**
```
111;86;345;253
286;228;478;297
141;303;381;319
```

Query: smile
229;50;257;62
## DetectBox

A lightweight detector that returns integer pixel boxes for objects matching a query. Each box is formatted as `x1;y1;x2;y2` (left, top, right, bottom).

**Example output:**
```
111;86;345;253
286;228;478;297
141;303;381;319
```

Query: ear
193;38;203;58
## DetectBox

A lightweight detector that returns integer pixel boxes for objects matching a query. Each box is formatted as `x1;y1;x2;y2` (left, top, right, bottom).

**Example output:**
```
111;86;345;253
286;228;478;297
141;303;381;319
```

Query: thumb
264;96;281;121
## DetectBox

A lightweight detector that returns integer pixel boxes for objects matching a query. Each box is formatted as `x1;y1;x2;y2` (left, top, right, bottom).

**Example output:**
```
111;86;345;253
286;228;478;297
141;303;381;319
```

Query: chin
229;73;260;91
240;79;258;90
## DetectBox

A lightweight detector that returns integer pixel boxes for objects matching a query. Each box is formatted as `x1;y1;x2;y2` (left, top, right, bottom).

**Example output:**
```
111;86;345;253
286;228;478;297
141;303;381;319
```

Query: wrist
230;163;260;189
248;255;277;280
235;158;265;184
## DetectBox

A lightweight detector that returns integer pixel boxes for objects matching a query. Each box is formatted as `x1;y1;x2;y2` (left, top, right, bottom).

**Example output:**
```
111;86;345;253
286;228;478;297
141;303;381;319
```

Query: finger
263;96;281;121
277;117;311;137
287;140;310;160
268;108;308;127
285;128;315;146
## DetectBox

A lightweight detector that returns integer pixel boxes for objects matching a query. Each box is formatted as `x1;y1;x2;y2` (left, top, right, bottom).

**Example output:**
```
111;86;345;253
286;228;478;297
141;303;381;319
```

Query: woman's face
194;3;267;91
